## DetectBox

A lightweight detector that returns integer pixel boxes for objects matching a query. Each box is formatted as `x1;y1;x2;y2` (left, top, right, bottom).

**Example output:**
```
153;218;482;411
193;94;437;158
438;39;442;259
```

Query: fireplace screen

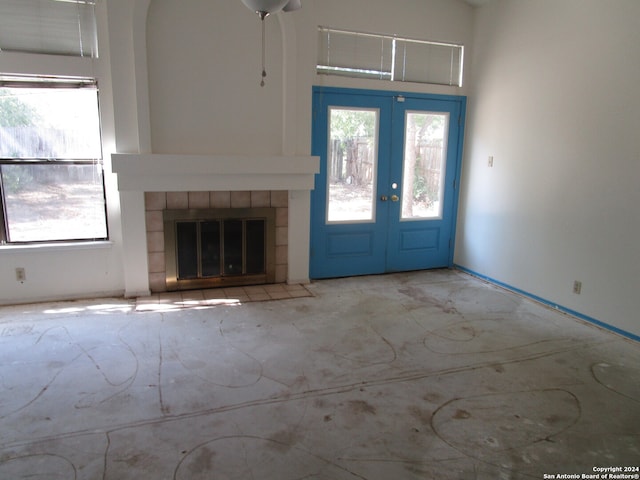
164;208;275;290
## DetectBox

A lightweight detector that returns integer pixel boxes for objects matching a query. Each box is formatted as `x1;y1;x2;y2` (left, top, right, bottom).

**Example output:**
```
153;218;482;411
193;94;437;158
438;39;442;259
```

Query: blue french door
310;87;465;279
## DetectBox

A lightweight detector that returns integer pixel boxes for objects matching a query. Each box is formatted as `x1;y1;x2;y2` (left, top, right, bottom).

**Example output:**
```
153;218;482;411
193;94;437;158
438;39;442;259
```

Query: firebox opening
164;208;276;291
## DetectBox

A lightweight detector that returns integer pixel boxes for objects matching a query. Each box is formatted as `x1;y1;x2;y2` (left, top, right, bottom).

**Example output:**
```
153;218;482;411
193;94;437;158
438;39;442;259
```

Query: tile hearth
135;283;312;312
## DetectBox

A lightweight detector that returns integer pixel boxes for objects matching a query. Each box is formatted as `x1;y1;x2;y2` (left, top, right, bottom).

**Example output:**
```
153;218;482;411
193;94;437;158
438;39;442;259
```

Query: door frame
310;86;466;278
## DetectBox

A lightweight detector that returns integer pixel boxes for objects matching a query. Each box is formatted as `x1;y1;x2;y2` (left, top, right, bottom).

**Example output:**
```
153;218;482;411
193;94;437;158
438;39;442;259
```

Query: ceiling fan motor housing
241;0;290;15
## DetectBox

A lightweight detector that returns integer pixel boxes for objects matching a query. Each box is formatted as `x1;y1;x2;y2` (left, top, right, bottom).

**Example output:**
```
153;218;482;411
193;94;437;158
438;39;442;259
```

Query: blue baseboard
453;264;640;343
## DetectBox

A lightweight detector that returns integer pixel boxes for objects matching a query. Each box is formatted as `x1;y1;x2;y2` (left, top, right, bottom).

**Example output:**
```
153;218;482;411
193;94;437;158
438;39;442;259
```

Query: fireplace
111;154;320;298
164;207;276;290
145;190;288;293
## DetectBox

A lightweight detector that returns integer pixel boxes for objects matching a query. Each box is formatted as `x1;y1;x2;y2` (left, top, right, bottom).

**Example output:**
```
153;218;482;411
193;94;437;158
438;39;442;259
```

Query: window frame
317;26;465;87
0;75;109;245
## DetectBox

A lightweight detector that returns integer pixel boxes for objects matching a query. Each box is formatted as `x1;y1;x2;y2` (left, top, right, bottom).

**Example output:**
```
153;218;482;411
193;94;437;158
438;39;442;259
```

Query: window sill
0;240;114;253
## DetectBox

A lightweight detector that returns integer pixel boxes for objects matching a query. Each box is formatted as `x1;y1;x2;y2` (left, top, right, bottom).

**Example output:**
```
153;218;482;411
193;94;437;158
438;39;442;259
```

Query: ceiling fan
241;0;302;86
241;0;301;15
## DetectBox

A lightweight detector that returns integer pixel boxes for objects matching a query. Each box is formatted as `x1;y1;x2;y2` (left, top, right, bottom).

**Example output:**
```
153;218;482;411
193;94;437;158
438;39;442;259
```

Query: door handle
391;195;400;202
380;195;388;201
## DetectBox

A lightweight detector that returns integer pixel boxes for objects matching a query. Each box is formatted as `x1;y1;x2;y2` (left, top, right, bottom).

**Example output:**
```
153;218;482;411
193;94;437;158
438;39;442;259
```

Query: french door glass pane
401;112;449;220
327;107;378;222
1;163;107;242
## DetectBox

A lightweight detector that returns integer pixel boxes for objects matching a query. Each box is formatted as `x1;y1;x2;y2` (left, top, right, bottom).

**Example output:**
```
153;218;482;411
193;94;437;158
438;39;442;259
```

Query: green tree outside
0;88;38;127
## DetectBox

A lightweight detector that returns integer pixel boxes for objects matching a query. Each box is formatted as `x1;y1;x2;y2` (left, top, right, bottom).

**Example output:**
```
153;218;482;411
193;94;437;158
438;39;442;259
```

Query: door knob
391;194;400;202
380;195;388;201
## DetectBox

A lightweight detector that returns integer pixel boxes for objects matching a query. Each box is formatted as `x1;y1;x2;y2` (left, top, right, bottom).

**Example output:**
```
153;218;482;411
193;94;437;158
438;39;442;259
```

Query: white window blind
317;28;393;80
395;38;463;86
0;0;98;58
317;27;464;87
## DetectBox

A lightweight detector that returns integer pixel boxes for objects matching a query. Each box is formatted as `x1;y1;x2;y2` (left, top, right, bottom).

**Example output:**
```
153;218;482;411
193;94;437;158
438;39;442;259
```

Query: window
317;27;464;87
0;0;98;57
0;75;108;243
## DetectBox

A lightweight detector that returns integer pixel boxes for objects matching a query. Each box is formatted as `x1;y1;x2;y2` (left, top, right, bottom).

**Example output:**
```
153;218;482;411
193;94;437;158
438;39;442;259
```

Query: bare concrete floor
1;269;638;479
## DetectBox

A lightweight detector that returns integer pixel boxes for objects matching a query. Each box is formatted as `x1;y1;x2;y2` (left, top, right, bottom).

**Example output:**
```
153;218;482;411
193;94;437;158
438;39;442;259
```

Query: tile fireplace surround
145;190;287;293
112;154;320;297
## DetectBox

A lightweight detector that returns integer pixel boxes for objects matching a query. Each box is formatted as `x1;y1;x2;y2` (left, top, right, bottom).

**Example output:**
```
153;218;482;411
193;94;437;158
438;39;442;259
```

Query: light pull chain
259;12;268;87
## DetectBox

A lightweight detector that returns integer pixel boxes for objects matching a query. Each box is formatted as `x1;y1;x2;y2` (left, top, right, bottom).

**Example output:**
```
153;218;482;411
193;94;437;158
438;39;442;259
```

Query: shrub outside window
0;75;108;243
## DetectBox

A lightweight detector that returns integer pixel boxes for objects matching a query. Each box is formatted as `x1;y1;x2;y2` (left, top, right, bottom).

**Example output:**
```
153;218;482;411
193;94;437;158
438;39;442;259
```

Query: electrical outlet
488;155;494;167
573;280;582;295
15;267;26;282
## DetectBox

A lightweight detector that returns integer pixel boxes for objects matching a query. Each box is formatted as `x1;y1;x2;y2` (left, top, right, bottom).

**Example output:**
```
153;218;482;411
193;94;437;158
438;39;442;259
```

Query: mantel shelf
112;154;320;192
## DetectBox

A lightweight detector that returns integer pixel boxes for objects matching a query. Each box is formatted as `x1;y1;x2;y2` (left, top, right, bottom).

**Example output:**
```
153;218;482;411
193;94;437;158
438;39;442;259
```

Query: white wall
0;1;126;304
145;0;475;156
455;0;640;337
146;0;285;155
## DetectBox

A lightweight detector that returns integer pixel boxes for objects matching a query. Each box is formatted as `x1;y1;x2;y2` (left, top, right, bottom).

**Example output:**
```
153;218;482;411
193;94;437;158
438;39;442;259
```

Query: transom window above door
317;27;464;87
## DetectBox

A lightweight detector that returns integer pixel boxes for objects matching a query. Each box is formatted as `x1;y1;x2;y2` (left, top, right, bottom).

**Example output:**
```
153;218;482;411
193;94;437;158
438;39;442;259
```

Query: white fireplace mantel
112;154;319;192
112;153;320;297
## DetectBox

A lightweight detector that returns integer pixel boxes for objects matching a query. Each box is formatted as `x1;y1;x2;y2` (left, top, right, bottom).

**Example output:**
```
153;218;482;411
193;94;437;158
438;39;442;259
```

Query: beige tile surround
144;190;289;293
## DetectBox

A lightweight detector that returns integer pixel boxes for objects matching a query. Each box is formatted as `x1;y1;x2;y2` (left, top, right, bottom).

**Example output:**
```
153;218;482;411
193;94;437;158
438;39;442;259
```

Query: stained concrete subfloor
1;269;639;479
